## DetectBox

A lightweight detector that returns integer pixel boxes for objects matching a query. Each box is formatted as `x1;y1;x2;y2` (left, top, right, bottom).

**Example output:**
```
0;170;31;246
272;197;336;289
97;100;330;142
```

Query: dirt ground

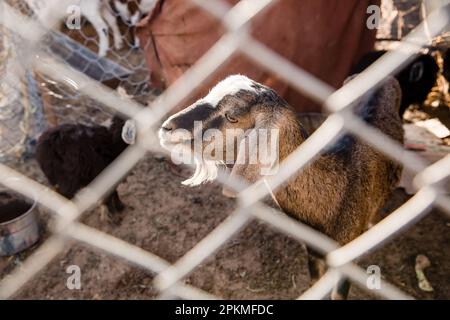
0;150;449;300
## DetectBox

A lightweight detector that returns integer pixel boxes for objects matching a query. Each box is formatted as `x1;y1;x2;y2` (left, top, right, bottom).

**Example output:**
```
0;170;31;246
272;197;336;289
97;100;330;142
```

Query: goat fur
159;74;404;299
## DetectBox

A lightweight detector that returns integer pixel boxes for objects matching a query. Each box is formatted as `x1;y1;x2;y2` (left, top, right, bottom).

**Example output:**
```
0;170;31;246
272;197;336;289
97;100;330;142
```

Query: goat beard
163;141;221;187
182;156;221;187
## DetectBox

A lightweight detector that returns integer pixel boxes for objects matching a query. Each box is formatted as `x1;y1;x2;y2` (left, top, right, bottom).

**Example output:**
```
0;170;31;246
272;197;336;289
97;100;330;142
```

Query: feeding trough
0;189;39;256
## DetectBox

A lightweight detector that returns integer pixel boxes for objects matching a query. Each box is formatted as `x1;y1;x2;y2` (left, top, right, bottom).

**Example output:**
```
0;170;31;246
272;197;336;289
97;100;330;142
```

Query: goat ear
222;125;279;198
122;120;137;145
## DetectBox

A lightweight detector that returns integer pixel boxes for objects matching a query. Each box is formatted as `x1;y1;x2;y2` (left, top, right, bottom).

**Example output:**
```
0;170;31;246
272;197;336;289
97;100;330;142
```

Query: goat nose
161;122;174;132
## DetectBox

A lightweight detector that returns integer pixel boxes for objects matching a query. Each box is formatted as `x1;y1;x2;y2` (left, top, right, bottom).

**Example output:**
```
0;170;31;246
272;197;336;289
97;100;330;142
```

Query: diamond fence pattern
0;0;152;163
0;0;449;300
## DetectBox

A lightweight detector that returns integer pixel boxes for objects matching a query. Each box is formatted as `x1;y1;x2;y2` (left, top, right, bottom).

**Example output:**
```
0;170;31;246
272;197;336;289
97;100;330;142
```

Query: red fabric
137;0;380;112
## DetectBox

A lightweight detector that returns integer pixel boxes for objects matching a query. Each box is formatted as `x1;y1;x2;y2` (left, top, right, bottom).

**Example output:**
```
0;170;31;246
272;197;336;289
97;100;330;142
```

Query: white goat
112;0;157;26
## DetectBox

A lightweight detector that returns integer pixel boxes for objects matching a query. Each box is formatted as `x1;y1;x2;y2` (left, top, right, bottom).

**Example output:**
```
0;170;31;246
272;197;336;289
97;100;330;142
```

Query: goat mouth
159;128;190;148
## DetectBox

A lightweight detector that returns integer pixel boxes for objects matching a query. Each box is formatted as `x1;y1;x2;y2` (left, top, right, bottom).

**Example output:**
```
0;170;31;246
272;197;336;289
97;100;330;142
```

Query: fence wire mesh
0;0;449;300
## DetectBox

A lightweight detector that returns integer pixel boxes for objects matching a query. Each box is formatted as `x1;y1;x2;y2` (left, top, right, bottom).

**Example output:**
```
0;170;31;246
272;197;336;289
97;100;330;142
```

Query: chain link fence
0;0;152;164
0;0;449;300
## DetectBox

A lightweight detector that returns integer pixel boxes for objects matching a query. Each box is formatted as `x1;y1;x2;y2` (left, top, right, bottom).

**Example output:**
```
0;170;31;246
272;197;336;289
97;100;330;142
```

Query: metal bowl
0;190;40;256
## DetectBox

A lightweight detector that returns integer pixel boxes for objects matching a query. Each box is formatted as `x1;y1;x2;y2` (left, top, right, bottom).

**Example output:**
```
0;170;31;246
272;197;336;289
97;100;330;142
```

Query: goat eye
225;113;238;123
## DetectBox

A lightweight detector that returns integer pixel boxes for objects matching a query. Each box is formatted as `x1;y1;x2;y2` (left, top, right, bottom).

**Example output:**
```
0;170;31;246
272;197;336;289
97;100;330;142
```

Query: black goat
351;50;439;116
443;49;450;92
35;116;130;222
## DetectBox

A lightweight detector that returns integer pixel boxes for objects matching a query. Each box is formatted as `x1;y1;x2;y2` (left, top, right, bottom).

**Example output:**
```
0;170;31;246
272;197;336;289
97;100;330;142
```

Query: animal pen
0;0;449;300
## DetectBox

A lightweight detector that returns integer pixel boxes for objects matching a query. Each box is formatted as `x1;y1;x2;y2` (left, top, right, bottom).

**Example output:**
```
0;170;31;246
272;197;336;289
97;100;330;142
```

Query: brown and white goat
110;0;158;47
158;75;404;299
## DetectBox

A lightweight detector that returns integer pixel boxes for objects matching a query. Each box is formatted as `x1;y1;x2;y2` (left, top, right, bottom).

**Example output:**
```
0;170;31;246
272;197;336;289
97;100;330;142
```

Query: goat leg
111;190;125;212
101;4;124;50
331;278;351;300
307;247;351;300
103;191;124;224
99;203;110;223
307;247;327;285
81;2;110;57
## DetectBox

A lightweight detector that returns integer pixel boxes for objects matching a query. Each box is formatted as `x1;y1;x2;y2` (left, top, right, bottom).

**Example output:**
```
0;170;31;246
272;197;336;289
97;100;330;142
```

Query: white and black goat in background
158;74;404;299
